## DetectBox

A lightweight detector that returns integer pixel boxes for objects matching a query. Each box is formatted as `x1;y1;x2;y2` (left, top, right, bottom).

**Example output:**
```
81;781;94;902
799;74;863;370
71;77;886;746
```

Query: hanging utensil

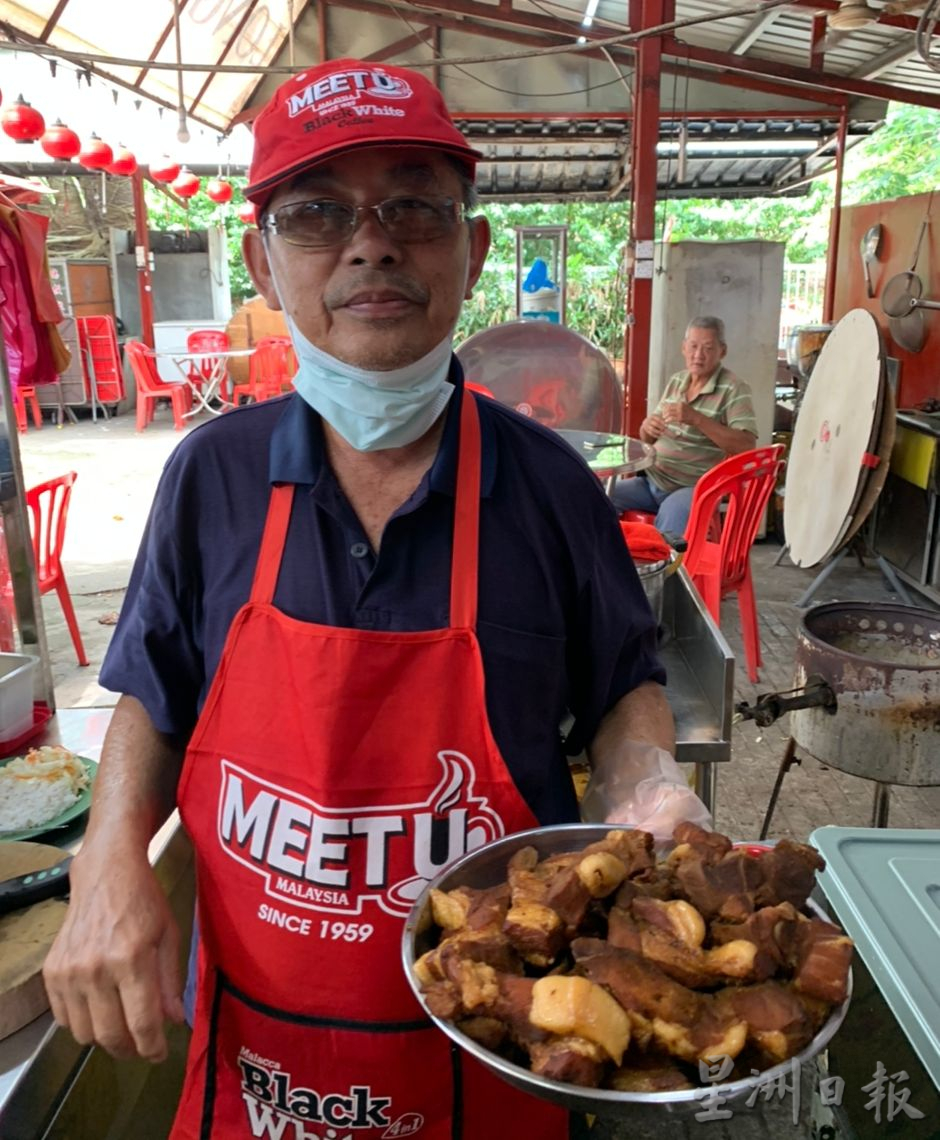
881;271;940;318
860;223;882;299
889;309;926;354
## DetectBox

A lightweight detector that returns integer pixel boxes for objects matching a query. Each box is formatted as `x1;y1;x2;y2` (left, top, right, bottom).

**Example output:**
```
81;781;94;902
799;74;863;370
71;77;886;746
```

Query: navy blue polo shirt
100;365;664;825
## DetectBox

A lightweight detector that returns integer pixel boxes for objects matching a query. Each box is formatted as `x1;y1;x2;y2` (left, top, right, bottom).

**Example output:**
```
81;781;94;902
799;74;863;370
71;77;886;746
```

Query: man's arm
588;679;675;763
43;695;187;1063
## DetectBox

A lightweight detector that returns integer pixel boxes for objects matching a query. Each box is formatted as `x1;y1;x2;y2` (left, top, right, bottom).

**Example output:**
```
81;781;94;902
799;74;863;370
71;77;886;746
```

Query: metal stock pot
791;602;940;787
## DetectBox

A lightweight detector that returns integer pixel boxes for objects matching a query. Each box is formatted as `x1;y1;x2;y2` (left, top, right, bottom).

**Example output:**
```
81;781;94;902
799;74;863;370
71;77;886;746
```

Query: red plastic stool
620;510;657;525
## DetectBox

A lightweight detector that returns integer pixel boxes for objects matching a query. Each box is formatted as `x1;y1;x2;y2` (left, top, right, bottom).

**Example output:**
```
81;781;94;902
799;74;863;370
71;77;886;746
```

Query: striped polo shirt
648;365;757;493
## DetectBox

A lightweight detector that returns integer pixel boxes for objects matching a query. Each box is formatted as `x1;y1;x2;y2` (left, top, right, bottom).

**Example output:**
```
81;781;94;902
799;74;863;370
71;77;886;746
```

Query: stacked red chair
682;444;786;684
232;336;297;406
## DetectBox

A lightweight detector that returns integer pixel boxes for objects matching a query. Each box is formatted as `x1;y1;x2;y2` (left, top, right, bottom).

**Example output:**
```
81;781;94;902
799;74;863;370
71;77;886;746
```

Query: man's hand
661;400;698;428
43;842;185;1063
640;413;668;443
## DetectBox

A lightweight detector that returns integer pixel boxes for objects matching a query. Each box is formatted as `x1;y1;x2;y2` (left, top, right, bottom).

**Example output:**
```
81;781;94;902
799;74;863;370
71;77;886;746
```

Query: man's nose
343;211;403;264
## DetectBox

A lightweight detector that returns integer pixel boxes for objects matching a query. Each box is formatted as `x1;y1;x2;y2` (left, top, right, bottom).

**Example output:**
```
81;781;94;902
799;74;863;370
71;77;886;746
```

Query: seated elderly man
613;316;758;535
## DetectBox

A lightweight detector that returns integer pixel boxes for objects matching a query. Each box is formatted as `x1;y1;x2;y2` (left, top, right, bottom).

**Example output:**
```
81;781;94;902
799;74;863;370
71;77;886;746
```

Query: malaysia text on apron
172;390;569;1139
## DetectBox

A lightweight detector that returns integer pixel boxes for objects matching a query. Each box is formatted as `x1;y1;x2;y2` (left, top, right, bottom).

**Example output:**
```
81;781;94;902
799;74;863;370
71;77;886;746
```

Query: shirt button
350;542;369;559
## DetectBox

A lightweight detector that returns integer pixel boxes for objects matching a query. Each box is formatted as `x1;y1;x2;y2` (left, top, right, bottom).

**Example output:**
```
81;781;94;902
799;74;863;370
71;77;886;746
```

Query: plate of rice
0;746;96;842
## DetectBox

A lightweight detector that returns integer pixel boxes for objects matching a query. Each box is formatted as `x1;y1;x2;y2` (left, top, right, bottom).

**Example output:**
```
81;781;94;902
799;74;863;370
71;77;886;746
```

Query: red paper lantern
1;95;45;144
205;177;233;204
171;167;200;199
107;147;138;176
78;134;114;169
236;201;257;225
40;120;81;160
149;156;181;183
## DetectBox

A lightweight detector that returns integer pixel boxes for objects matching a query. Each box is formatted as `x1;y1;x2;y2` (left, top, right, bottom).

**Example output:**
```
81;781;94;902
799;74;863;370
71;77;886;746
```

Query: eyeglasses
260;195;467;248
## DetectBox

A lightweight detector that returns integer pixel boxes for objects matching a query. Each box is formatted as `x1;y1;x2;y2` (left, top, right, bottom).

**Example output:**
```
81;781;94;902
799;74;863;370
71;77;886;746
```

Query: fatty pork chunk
608;1054;694;1094
714;981;820;1064
503;831;654;967
437;960;629;1087
608;896;774;988
413;882;520;994
667;824;824;921
784;913;853;1005
571;937;748;1065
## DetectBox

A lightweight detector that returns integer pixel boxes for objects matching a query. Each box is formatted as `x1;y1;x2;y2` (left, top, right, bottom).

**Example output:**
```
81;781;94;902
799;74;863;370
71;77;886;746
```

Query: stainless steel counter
661;564;735;813
0;708;195;1140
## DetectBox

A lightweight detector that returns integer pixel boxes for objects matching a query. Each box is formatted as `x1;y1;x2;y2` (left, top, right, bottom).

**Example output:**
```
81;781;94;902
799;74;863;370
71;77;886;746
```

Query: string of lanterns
0;87;252;216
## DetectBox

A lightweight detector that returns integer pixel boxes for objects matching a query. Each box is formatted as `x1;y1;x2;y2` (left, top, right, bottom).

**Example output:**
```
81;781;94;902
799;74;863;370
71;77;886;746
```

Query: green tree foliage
842;102;940;204
457;201;631;357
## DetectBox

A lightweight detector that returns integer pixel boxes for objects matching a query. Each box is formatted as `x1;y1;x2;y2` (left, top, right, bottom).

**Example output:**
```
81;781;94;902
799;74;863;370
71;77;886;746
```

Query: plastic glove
580;740;712;846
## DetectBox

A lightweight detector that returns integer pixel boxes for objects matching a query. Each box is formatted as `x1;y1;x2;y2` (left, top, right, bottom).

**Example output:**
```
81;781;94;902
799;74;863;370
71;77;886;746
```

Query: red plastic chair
682;444;786;684
13;386;42;433
26;471;89;667
125;340;192;431
186;329;232;402
232;337;297;406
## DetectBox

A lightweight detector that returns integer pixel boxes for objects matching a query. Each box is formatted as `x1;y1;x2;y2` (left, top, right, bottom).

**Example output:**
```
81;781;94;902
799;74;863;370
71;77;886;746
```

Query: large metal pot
791;602;940;786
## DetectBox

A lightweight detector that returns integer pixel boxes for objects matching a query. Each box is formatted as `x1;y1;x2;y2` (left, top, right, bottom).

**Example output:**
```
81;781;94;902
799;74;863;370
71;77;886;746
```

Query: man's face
243;147;490;370
681;328;726;382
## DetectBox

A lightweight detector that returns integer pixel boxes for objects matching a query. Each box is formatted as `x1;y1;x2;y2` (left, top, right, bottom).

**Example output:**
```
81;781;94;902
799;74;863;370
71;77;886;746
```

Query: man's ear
464;215;491;300
242;228;282;311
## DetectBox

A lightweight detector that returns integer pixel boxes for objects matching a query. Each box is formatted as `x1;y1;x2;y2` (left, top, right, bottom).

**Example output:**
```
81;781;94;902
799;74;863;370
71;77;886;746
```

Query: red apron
172;391;569;1139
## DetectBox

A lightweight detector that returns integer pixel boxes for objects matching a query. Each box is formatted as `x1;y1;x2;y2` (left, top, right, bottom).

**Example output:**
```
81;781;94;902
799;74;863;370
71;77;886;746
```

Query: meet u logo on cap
285;68;414;121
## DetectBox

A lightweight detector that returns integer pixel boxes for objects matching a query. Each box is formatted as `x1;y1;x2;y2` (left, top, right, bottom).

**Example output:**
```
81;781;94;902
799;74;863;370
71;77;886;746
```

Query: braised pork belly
413;826;852;1093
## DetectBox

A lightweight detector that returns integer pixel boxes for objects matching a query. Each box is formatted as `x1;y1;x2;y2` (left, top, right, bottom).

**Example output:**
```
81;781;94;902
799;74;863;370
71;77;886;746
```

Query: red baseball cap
244;59;482;208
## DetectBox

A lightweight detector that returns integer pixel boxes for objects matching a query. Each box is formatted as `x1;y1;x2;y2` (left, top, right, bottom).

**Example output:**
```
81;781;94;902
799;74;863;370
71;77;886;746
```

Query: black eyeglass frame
259;195;469;248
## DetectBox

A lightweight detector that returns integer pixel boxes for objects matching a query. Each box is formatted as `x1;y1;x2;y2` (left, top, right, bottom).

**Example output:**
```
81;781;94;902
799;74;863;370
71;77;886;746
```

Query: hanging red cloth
0;188;71;386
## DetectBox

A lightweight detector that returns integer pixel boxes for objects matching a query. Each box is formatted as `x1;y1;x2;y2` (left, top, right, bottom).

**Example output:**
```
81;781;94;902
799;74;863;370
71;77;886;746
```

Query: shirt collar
268;356;497;497
687;364;724;396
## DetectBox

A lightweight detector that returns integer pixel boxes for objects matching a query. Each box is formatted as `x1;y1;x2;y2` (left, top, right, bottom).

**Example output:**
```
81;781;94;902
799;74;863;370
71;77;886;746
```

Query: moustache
325;273;430;310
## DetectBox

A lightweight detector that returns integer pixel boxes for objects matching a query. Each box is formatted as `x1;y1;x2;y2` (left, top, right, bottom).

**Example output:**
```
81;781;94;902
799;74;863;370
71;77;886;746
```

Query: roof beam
730;9;782;54
365;27;435;62
665;36;940;110
854;40;917;81
39;0;70;43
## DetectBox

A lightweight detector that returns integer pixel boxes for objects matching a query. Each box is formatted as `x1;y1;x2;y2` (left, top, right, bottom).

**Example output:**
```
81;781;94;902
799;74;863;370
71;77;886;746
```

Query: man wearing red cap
45;59;702;1138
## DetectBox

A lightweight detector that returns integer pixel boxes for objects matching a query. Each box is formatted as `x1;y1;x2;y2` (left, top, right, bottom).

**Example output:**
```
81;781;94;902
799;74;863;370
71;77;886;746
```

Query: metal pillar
625;0;668;437
131;170;156;348
0;337;56;710
822;104;848;324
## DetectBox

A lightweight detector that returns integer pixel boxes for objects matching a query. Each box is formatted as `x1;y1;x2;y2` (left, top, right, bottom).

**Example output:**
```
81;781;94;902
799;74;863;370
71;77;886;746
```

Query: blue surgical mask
284;314;454;452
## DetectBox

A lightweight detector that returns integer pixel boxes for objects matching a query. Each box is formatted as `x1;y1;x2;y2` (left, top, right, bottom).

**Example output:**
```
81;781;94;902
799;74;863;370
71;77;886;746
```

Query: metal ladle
860;223;882;299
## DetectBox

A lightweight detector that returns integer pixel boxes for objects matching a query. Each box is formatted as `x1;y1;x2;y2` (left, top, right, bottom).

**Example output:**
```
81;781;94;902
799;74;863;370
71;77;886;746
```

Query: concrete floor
16;403;940;843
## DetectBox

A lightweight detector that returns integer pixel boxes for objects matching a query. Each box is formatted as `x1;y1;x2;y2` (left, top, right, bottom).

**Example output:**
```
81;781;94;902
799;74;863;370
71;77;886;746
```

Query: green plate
0;757;97;842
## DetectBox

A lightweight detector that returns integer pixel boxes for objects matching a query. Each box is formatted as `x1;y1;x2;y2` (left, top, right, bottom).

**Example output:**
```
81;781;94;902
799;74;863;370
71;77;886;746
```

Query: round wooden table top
784;308;885;568
0;841;68;1041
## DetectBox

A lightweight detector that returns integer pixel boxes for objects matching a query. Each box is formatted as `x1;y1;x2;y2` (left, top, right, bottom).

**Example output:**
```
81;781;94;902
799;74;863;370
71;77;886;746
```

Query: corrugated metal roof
0;0;935;198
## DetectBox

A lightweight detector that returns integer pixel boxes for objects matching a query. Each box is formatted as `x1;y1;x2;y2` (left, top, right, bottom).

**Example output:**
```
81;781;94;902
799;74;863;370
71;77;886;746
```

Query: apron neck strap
450;388;481;629
251;484;294;604
250;390;482;623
